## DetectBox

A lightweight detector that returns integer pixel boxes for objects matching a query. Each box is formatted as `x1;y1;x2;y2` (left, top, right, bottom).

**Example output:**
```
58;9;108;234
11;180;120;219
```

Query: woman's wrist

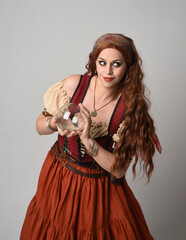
84;138;99;157
46;116;57;132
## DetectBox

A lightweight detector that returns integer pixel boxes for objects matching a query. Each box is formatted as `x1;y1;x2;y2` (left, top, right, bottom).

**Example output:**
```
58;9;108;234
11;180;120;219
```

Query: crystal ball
56;103;84;132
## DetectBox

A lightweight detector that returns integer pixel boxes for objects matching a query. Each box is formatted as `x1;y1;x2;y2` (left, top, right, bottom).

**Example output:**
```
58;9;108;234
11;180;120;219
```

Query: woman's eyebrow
98;57;123;62
97;57;105;60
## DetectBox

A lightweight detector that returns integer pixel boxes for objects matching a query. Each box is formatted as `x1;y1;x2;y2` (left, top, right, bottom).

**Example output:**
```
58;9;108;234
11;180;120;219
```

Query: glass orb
56;103;84;132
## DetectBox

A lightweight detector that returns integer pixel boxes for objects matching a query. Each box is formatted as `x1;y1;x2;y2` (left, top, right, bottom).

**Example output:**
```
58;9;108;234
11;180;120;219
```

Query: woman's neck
94;76;120;102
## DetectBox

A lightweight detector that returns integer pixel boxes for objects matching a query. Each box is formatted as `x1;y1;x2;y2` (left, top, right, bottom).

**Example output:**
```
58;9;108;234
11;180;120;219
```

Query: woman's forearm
36;113;125;178
83;138;125;178
95;145;125;178
36;114;57;135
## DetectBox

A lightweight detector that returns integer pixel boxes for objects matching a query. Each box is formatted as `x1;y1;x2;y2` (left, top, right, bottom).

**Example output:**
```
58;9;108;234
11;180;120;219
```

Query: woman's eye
113;62;121;67
99;61;106;66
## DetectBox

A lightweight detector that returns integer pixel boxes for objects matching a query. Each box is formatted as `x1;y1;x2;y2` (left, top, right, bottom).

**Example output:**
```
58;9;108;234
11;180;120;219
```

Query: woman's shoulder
62;74;82;97
43;74;82;115
45;74;82;98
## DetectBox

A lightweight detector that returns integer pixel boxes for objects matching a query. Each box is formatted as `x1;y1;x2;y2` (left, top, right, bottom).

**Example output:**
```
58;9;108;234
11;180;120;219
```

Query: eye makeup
98;60;106;66
98;58;122;67
112;62;121;67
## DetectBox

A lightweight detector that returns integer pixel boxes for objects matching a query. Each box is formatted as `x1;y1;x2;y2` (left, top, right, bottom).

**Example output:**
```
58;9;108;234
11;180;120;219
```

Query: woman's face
95;48;127;89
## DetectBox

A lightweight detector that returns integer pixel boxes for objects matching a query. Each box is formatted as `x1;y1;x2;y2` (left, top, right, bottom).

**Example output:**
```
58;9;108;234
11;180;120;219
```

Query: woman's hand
54;117;78;138
77;103;92;144
51;103;92;140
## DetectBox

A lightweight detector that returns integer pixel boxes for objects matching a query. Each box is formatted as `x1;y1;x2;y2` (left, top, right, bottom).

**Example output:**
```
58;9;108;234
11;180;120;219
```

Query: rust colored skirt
20;142;154;240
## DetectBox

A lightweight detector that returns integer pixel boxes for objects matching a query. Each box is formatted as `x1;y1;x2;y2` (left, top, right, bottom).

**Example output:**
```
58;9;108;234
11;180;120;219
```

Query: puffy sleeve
43;78;71;116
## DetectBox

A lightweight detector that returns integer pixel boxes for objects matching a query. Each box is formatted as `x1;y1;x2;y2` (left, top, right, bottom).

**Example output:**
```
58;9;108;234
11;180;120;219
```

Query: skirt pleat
20;147;154;240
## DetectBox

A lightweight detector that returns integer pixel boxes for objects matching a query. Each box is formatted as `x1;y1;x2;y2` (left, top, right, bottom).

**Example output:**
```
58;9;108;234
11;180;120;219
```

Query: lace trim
90;121;109;138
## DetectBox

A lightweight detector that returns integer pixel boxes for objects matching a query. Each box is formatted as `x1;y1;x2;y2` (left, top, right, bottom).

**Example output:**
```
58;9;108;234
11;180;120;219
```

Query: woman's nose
106;64;113;74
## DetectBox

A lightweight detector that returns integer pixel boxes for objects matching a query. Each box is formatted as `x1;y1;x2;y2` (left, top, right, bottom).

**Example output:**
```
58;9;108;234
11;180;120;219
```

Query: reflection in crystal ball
56;103;84;132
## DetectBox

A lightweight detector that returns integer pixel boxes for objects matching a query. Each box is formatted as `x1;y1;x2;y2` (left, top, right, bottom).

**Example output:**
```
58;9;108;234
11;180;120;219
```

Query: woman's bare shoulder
63;74;81;97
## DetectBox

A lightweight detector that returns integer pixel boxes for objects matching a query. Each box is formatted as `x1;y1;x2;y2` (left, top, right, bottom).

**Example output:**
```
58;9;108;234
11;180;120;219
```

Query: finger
77;128;83;134
66;131;78;138
81;110;91;125
80;105;91;121
58;129;69;136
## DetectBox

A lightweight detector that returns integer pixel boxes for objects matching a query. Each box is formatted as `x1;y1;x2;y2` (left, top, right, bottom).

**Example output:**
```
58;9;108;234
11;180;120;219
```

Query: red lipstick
103;77;114;82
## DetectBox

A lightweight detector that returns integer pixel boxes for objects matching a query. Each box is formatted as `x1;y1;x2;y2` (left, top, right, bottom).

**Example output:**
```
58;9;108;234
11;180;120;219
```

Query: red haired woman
20;33;161;239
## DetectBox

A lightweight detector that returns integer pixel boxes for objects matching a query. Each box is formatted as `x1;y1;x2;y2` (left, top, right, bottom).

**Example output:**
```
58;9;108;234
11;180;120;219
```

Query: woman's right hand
36;114;78;136
54;117;78;138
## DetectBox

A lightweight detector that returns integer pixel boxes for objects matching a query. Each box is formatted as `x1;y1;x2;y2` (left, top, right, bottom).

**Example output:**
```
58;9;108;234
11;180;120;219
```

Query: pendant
91;110;97;117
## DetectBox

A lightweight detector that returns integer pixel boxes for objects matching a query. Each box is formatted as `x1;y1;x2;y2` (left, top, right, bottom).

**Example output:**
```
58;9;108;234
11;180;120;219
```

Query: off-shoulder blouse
43;78;124;142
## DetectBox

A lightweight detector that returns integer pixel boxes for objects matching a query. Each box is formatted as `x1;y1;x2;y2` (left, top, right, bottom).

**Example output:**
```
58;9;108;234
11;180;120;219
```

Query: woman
20;33;161;239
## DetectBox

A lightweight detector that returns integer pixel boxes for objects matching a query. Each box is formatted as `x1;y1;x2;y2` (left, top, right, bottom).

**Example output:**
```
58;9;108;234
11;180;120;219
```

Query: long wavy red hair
85;34;156;183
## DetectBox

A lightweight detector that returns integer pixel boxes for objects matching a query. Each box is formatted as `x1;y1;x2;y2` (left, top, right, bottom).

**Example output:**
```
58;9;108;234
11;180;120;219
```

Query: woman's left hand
77;103;92;144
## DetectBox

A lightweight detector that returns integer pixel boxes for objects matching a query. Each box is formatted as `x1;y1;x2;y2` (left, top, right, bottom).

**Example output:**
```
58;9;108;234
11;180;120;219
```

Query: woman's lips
103;77;114;82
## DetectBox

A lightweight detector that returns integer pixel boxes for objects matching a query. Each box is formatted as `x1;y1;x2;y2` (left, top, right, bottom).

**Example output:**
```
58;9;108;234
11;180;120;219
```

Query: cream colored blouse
44;78;124;142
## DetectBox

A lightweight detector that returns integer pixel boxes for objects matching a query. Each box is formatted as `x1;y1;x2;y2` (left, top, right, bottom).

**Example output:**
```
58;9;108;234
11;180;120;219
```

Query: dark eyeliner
113;62;121;67
99;60;106;66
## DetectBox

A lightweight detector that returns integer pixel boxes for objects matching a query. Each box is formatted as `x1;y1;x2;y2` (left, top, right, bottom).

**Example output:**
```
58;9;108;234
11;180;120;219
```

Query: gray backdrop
0;0;186;239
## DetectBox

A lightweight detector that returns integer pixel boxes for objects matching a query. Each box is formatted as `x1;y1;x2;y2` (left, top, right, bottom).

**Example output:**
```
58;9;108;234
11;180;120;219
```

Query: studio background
0;0;185;239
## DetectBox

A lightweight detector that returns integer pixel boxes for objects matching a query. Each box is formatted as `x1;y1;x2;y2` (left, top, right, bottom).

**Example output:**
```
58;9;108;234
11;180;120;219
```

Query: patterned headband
92;33;133;57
